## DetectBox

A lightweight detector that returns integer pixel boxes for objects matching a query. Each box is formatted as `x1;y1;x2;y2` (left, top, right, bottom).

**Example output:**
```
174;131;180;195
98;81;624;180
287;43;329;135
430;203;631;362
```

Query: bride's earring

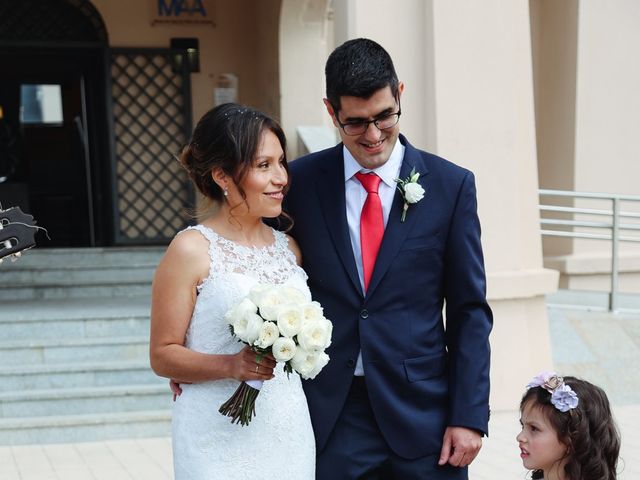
223;187;229;197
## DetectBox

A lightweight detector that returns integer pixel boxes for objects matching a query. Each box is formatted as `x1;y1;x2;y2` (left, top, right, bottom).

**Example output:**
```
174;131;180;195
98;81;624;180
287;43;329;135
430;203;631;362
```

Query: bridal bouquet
219;284;333;426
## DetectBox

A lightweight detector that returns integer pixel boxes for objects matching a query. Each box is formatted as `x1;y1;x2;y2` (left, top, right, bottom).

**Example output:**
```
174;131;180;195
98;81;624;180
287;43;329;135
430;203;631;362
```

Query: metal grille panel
0;0;107;43
110;49;192;244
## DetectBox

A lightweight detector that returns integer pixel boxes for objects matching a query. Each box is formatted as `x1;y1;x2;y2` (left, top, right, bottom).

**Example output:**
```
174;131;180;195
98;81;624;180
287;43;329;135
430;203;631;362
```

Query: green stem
401;202;409;222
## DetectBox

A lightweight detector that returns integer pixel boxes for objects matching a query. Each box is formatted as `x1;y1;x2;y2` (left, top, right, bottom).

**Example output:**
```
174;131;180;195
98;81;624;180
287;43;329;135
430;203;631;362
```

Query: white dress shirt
343;139;405;376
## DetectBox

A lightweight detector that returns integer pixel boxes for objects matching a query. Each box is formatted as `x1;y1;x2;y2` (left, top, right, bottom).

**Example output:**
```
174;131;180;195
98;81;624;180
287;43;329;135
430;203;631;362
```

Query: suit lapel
316;145;362;295
366;137;430;299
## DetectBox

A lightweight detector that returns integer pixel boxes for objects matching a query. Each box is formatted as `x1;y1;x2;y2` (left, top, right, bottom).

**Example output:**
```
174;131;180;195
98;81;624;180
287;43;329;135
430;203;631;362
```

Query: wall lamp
170;37;200;73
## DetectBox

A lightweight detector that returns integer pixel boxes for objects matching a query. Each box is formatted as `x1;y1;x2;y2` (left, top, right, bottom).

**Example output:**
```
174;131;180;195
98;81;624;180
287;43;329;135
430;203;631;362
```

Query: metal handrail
539;189;640;312
539;188;640;201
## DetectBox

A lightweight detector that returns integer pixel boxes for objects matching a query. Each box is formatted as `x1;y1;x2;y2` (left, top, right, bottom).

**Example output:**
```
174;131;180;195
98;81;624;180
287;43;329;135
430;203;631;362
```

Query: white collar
343;138;405;187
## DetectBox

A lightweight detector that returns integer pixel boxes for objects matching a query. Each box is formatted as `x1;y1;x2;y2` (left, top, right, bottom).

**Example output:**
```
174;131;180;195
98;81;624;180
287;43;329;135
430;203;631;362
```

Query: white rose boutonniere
395;167;425;222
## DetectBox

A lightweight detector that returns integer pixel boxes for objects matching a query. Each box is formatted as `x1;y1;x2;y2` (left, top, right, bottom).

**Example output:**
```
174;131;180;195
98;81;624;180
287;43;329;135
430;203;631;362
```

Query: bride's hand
229;346;276;381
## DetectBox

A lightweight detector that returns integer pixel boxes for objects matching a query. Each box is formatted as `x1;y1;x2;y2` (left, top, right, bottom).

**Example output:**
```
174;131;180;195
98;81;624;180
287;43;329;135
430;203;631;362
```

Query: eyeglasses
335;103;402;136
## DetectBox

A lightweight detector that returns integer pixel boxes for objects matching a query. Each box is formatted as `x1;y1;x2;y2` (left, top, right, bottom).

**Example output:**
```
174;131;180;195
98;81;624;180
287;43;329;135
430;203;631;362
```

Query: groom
286;38;492;479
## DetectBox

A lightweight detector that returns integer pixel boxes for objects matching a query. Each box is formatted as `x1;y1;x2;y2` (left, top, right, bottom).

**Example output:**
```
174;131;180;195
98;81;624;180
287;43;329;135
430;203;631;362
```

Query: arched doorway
0;0;110;247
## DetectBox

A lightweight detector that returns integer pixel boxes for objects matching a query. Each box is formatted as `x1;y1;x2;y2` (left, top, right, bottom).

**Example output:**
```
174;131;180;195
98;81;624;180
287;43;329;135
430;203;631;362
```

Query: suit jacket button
347;358;355;367
360;309;369;319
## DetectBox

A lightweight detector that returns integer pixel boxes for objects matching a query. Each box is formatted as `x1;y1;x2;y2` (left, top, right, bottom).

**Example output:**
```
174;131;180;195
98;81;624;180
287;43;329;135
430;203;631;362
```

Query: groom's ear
323;98;339;128
397;81;405;100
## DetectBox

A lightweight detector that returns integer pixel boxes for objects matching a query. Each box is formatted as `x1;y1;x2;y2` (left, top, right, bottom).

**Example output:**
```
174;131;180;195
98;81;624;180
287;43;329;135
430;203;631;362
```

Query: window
20;84;63;125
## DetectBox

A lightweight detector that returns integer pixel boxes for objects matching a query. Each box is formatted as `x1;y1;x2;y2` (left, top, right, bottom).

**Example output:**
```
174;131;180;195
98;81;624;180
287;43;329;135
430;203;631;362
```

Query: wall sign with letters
151;0;216;27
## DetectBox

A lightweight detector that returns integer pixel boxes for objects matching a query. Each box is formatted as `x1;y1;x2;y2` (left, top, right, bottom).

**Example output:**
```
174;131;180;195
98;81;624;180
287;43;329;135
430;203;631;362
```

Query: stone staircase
0;248;172;445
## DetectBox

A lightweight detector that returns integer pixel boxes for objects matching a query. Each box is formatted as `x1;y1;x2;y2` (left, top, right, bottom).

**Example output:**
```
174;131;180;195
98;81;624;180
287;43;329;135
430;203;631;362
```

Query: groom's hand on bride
438;426;482;468
229;346;276;382
169;379;190;401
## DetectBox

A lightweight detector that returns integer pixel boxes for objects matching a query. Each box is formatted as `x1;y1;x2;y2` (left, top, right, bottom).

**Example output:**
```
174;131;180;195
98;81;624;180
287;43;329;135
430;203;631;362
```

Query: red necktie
355;172;383;293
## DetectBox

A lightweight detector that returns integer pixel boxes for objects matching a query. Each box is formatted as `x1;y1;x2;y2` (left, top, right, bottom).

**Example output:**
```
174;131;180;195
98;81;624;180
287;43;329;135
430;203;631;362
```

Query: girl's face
228;129;287;219
516;401;568;478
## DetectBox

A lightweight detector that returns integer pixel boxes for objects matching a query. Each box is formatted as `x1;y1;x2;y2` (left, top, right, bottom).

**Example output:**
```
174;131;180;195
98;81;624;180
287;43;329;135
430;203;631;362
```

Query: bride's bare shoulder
157;229;211;280
170;228;210;256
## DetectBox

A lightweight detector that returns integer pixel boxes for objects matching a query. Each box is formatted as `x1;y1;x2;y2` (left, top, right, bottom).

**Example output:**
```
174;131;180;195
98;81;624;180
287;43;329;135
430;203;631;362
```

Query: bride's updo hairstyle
179;103;289;220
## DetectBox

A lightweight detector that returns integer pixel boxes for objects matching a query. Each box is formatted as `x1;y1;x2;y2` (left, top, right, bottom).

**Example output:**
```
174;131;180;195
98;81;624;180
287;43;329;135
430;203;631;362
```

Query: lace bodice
183;225;309;355
194;224;307;286
171;225;315;480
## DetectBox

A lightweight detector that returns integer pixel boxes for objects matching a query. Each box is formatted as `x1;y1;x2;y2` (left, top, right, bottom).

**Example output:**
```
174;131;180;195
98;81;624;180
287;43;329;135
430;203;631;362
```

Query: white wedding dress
171;225;316;480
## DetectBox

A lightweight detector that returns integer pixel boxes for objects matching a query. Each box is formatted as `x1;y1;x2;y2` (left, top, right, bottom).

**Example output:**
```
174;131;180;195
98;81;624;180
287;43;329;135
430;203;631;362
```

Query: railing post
609;197;620;312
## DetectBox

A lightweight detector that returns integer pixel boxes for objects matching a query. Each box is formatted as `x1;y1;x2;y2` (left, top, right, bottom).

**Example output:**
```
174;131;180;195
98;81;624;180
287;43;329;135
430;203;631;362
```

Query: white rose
272;337;297;362
322;318;333;349
290;347;318;378
253;321;280;349
308;351;330;379
276;304;304;337
225;297;257;325
404;182;425;204
224;304;240;326
280;286;310;304
248;284;272;306
301;302;324;322
231;312;248;340
292;349;330;380
257;287;288;321
297;318;333;351
233;312;263;344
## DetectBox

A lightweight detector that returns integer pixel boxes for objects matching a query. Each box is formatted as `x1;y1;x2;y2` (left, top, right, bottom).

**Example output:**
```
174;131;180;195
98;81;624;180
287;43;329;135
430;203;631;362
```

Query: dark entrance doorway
0;53;97;246
0;0;111;247
0;0;193;247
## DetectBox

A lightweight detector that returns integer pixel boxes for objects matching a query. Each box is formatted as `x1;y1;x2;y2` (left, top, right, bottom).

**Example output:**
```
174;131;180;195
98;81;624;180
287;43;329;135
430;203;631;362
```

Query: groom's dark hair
325;38;399;112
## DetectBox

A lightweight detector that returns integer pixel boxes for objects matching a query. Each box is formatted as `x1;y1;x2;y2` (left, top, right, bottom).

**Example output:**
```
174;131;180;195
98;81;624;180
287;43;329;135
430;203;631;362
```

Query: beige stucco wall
573;0;640;263
531;0;640;291
92;0;281;125
574;0;640;199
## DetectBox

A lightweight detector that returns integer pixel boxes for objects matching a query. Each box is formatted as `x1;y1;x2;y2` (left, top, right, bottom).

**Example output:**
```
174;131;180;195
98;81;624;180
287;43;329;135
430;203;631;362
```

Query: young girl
517;371;620;480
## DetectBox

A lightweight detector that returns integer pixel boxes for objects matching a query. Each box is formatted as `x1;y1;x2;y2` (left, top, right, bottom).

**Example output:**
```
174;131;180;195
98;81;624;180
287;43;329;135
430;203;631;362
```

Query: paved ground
2;403;637;480
2;298;639;479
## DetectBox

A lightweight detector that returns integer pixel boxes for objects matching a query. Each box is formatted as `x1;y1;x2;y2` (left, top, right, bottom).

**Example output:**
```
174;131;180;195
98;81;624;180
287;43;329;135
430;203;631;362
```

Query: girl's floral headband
526;371;579;412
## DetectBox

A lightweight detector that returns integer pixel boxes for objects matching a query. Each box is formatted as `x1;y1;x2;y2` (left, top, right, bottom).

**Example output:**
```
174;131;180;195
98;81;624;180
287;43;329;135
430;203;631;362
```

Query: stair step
0;336;149;365
0;314;150;340
0;248;170;445
0;264;156;286
0;385;172;418
0;361;163;390
0;282;152;300
2;247;165;269
0;297;151;339
0;410;171;445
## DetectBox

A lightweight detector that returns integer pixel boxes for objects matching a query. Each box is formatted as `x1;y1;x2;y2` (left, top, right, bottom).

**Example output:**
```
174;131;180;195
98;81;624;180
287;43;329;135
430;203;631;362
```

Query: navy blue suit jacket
286;135;492;459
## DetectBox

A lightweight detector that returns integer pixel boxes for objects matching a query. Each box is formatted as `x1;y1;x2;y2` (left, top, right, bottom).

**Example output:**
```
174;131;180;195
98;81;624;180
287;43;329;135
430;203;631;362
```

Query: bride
149;103;315;479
